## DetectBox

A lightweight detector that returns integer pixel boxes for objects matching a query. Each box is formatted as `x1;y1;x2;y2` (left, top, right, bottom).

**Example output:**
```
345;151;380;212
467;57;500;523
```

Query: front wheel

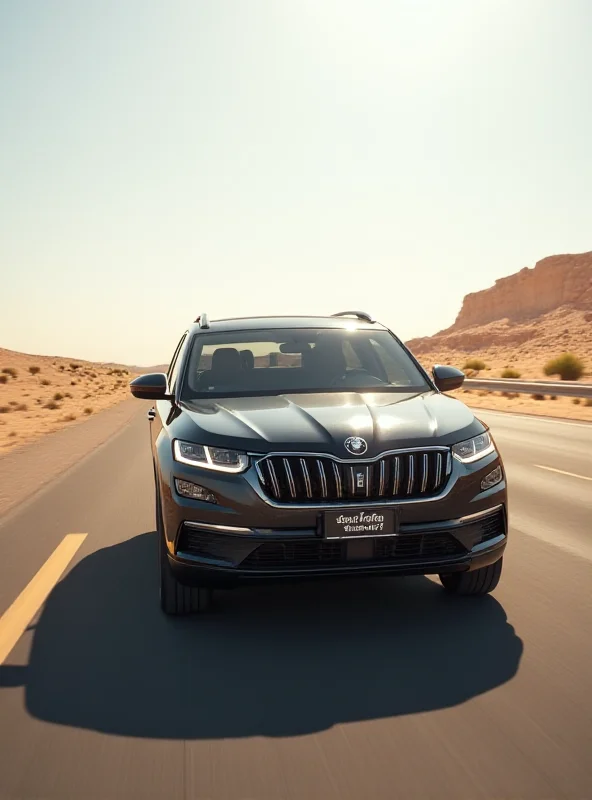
439;557;503;596
156;492;212;615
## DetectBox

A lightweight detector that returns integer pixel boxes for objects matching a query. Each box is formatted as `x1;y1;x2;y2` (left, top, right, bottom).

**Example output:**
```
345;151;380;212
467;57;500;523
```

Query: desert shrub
16;403;27;411
0;375;7;384
41;379;51;386
572;398;581;405
44;401;60;410
84;407;93;415
463;358;487;371
531;394;545;401
2;367;17;378
70;363;81;370
98;384;105;390
53;392;64;401
550;395;557;401
64;413;77;421
71;380;77;385
501;368;521;379
543;353;584;381
583;397;592;407
9;431;17;438
59;365;65;371
28;366;41;375
64;392;72;398
9;400;18;406
0;406;10;413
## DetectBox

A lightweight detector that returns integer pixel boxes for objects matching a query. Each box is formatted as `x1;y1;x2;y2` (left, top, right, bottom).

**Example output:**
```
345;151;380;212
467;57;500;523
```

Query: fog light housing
175;479;217;503
481;465;503;491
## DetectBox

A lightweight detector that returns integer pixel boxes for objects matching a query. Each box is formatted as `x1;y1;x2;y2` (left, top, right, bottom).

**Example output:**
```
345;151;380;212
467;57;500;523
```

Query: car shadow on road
0;531;523;739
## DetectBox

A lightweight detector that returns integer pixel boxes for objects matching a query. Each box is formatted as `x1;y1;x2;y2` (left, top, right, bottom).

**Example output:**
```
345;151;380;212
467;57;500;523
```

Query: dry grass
0;346;137;452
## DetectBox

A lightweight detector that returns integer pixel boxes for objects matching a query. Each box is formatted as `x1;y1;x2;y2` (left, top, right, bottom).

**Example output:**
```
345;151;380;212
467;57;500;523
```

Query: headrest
240;349;255;369
211;347;241;373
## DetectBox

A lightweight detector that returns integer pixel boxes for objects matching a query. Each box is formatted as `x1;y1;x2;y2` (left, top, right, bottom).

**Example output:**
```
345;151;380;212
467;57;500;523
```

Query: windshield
180;328;430;398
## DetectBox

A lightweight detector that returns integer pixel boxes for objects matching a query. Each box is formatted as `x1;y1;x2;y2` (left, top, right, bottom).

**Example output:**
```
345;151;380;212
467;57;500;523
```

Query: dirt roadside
0;398;142;519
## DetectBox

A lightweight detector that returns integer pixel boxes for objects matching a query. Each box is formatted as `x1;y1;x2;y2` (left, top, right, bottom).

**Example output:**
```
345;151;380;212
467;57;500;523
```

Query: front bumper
167;504;507;588
158;443;508;588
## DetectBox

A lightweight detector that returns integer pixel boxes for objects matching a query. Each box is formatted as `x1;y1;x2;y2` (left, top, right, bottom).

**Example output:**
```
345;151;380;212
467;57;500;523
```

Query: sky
1;0;591;366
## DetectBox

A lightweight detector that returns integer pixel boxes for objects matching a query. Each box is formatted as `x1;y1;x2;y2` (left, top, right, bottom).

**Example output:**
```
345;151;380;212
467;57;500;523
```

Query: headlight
173;440;249;473
452;431;495;463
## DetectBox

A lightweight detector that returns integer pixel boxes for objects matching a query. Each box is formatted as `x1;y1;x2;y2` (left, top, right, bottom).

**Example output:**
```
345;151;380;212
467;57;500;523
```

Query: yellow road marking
0;533;87;664
534;464;592;482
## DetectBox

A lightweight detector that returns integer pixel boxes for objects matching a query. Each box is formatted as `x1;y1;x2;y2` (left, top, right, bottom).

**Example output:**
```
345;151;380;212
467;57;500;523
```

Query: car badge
344;436;368;456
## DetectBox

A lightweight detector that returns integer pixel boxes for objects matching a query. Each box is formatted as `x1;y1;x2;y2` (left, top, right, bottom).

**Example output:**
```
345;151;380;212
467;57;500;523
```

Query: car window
181;328;428;398
369;337;413;384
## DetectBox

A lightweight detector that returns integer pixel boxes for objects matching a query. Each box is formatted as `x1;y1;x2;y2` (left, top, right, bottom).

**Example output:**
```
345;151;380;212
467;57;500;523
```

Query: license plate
323;508;398;539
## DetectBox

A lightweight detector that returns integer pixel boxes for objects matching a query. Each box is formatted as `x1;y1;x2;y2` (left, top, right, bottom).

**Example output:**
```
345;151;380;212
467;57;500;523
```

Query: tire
156;490;212;616
439;557;503;596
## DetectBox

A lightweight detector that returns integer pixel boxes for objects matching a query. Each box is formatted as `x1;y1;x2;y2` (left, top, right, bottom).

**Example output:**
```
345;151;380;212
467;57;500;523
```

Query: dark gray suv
130;311;508;615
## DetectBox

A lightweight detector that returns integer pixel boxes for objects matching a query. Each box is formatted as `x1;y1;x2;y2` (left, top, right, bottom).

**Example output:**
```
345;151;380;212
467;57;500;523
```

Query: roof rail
194;312;210;329
332;310;376;324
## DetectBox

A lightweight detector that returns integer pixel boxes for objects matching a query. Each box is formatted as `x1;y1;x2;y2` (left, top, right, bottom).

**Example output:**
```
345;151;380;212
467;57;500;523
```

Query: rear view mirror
279;342;310;354
432;365;465;392
130;373;170;400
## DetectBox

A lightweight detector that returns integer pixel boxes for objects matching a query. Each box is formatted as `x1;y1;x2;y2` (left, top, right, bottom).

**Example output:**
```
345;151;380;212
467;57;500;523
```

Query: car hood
173;391;483;457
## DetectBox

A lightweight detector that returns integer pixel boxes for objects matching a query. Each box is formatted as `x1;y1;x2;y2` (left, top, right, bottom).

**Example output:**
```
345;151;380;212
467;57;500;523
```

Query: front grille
240;532;465;570
256;450;451;504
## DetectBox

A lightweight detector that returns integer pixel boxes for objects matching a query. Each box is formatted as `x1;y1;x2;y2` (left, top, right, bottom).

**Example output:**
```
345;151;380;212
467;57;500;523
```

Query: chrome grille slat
283;458;296;498
392;456;401;495
267;460;281;499
317;459;327;499
257;450;450;504
434;452;442;488
300;458;312;498
421;453;429;493
332;462;343;498
407;454;415;495
379;460;386;496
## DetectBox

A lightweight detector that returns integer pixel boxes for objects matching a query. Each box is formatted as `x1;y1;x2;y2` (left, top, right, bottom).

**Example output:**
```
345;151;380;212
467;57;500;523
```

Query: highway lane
0;407;591;799
477;410;592;561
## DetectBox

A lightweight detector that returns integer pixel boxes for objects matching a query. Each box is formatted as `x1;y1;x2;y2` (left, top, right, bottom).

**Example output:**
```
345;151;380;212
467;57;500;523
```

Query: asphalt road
0;407;591;800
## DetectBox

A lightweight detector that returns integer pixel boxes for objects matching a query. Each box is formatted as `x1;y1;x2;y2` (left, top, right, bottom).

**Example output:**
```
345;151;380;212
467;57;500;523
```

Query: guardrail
463;378;592;399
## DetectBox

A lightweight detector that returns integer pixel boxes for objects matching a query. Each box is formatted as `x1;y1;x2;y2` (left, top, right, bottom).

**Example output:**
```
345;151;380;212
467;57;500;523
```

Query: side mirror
129;373;171;400
432;365;465;392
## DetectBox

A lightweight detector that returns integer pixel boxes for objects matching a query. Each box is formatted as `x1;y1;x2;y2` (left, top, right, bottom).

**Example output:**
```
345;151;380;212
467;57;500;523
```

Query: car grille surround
255;449;451;504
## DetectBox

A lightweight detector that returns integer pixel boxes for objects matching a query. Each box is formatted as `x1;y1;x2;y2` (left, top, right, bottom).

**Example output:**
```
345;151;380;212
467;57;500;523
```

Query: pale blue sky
1;0;590;365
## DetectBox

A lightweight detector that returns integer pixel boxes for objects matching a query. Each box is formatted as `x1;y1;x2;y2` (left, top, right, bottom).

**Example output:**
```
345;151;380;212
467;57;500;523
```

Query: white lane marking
0;533;87;664
474;409;592;429
534;465;592;482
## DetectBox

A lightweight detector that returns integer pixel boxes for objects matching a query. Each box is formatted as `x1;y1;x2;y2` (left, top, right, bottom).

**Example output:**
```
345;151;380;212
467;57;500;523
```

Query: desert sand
0;348;139;452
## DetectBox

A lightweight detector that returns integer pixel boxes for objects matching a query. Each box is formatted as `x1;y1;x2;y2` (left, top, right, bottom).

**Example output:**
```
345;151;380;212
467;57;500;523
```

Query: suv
130;312;507;615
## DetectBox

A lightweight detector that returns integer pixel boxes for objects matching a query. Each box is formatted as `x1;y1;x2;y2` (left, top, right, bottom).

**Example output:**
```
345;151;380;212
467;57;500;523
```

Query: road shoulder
0;398;142;519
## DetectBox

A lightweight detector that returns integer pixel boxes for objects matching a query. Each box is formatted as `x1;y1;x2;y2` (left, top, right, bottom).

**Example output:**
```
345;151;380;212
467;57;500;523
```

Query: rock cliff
407;252;592;356
452;252;592;330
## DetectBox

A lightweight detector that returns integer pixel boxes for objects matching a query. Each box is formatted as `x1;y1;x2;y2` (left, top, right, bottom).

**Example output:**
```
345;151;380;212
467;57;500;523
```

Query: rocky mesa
407;251;592;361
